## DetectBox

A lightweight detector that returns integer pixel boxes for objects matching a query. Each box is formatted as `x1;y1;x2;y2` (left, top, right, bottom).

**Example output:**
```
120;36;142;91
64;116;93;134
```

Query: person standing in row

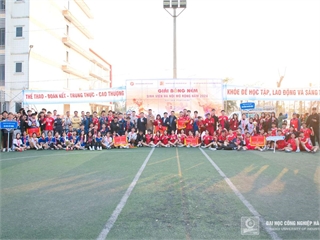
306;107;319;146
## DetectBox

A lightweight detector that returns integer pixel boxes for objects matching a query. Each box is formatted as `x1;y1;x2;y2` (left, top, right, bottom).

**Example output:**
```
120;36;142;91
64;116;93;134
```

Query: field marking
0;150;149;162
199;148;281;240
176;148;191;240
176;148;182;178
96;148;155;240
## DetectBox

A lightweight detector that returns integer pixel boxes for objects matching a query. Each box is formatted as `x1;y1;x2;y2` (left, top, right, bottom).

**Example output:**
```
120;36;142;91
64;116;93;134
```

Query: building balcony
74;0;94;19
89;71;110;84
62;10;93;39
62;64;90;81
62;37;93;61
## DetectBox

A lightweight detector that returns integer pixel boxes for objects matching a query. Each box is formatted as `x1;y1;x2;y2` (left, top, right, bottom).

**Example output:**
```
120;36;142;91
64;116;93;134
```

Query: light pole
163;0;186;79
28;45;33;90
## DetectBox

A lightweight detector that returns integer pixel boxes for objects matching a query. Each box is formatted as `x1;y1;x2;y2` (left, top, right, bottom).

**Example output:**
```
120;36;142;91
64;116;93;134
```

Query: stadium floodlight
163;0;187;79
163;0;170;8
172;0;179;8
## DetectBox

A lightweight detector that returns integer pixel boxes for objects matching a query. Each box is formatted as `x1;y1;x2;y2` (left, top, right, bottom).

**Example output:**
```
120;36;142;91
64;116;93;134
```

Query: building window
16;27;23;37
0;64;4;86
0;28;4;47
0;0;5;12
15;62;22;73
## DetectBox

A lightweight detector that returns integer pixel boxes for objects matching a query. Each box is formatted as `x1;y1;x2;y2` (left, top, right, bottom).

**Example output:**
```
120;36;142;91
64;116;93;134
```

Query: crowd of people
0;106;319;153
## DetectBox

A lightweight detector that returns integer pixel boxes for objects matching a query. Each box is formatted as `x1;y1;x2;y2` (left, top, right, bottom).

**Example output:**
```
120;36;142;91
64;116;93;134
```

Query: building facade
1;0;112;113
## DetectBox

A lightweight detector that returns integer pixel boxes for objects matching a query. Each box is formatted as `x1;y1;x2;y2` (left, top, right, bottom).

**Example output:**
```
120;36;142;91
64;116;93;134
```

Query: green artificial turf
1;148;319;239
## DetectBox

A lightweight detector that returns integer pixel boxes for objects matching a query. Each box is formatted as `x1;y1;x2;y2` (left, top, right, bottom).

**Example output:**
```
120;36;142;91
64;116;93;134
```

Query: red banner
177;118;187;130
27;127;41;137
185;137;198;146
154;126;167;135
250;136;266;146
113;136;128;147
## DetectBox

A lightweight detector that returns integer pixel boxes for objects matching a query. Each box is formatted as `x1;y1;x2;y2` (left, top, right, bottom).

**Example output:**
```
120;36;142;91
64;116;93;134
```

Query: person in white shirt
102;132;114;149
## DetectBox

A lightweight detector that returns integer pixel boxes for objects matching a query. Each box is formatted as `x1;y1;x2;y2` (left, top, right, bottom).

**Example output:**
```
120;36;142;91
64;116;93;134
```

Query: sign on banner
225;86;320;101
113;136;128;147
126;79;224;116
250;136;266;147
23;88;126;104
240;102;255;110
185;137;198;146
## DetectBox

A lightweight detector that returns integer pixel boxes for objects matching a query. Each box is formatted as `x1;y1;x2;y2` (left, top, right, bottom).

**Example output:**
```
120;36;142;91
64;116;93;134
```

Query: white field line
0;150;149;162
97;148;155;240
199;148;281;240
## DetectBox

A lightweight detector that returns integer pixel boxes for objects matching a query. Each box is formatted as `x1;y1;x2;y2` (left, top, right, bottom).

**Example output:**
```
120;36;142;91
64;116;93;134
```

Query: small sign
240;102;255;110
250;136;266;147
0;121;18;129
113;136;128;147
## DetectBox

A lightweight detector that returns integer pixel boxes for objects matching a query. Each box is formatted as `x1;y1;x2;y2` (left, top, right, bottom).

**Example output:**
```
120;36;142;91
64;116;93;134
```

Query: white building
1;0;112;114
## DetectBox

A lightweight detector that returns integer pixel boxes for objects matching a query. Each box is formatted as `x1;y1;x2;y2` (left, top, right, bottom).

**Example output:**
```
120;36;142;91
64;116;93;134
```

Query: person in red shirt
160;130;170;147
185;131;200;148
150;131;161;147
168;130;178;147
185;110;194;136
219;110;229;130
176;111;187;133
197;116;206;134
270;122;277;136
153;114;163;134
275;130;286;151
142;129;153;147
44;111;54;136
177;129;187;147
297;132;318;153
300;122;313;139
284;133;298;152
201;130;214;149
92;111;100;130
229;113;239;131
204;113;215;136
290;113;300;131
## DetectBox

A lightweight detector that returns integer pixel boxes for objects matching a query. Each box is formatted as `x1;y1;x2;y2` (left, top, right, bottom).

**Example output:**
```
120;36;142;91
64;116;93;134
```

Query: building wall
3;0;112;113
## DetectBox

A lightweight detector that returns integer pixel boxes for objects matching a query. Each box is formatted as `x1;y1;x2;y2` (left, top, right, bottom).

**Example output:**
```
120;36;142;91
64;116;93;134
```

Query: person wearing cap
290;112;301;131
306;107;319;146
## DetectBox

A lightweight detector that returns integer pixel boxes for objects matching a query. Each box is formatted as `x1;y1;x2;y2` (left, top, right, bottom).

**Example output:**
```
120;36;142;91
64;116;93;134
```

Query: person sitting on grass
21;131;30;150
284;133;299;153
243;132;260;151
201;130;215;150
185;131;201;148
60;131;68;149
168;130;178;147
159;130;170;147
150;131;161;148
142;129;153;147
54;132;63;150
177;129;187;147
29;132;41;150
297;132;318;153
77;130;86;150
38;132;47;150
46;131;58;150
66;131;77;151
275;129;286;151
135;130;145;147
95;131;103;150
13;133;27;152
102;132;114;149
128;128;137;148
86;131;95;150
234;133;245;151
